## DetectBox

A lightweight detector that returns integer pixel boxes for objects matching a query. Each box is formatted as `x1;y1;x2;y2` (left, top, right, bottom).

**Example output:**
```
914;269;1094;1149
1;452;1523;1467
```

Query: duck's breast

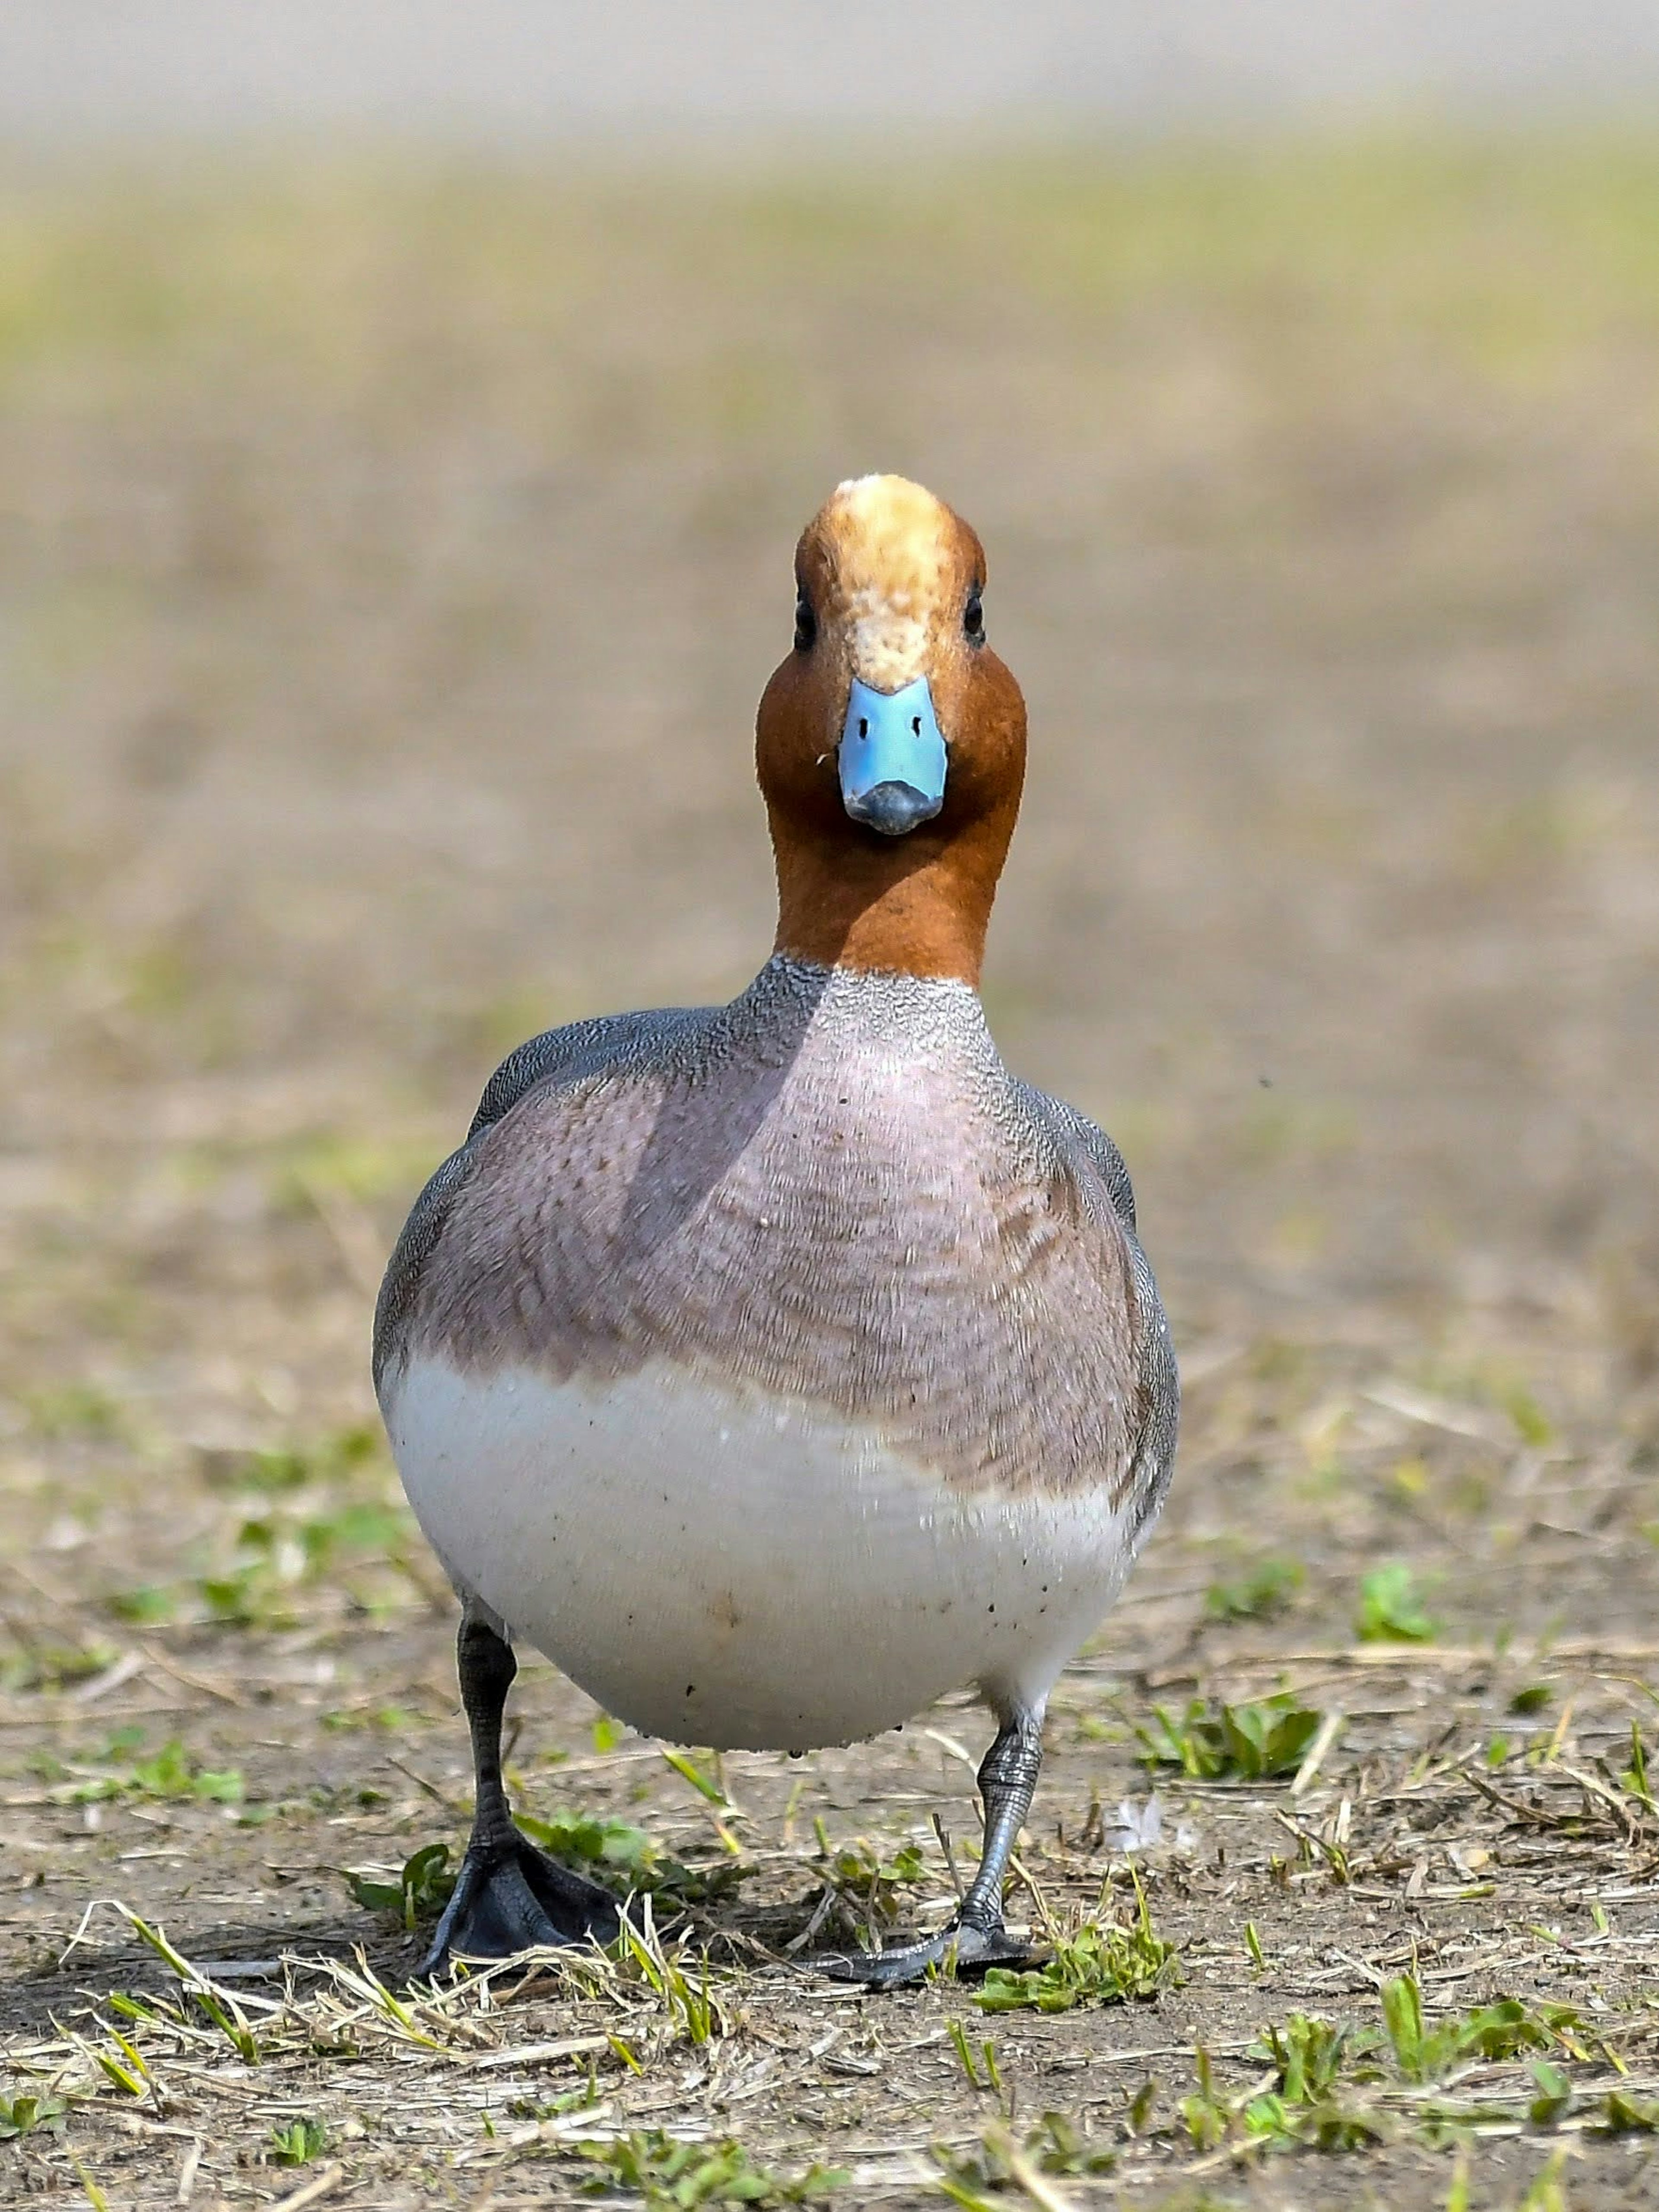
382;978;1152;1749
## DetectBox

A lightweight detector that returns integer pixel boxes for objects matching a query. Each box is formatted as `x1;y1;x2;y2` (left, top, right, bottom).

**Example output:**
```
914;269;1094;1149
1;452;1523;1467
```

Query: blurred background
5;0;1659;1841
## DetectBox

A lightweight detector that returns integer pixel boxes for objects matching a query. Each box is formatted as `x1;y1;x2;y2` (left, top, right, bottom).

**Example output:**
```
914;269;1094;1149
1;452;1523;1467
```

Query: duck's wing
1017;1080;1178;1538
373;1006;713;1393
466;1008;715;1138
1013;1080;1138;1231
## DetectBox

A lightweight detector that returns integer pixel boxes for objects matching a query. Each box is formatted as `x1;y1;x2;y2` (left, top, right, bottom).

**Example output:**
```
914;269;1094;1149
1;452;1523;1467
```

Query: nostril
858;718;868;738
911;716;921;734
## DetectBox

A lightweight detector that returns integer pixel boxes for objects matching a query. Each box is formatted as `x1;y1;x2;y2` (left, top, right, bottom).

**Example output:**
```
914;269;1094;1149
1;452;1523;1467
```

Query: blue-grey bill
839;674;947;836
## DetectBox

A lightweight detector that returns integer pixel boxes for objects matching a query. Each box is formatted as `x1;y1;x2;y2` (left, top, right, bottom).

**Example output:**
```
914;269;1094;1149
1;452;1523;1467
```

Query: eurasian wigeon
375;474;1179;1984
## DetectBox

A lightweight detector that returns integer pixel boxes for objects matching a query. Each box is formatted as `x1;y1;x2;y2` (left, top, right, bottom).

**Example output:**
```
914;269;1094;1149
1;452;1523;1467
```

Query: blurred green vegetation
4;133;1659;407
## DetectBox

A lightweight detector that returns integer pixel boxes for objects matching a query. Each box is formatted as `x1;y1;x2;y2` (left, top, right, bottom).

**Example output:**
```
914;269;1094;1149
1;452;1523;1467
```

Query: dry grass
4;135;1659;2208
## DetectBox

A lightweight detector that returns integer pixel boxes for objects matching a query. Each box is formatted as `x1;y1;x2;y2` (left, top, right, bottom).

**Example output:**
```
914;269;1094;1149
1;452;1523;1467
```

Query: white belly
384;1357;1138;1752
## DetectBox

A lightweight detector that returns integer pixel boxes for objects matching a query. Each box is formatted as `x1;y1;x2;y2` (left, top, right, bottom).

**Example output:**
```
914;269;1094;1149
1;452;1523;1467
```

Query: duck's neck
734;953;994;1070
767;816;1012;987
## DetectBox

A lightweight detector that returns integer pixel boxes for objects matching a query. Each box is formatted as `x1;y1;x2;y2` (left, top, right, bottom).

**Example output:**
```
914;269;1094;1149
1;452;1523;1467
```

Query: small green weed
70;2157;114;2212
106;1586;178;1626
0;2091;68;2139
1136;1693;1326;1780
521;1809;660;1880
1020;2110;1118;2178
1180;2046;1238;2153
270;2117;328;2166
109;1425;417;1629
1356;1563;1440;1643
216;1423;384;1492
118;1911;261;2062
52;1729;244;1806
975;1874;1179;2014
321;1702;418;1733
1239;2091;1387;2155
1529;2061;1573;2125
617;1901;726;2047
1509;1682;1553;1714
104;1990;181;2031
349;1815;738;1935
1253;2011;1376;2101
936;2114;1117;2205
1505;1387;1555;1448
520;1805;734;1911
947;2019;1006;2103
812;1824;928;1931
519;1809;743;1907
198;1501;412;1627
1380;1974;1583;2082
577;2130;845;2206
1205;1556;1305;1622
1177;1981;1599;2161
1183;2024;1387;2158
1618;1721;1657;1813
1600;2089;1659;2133
346;1842;456;1931
661;1747;732;1806
0;1638;120;1694
85;2022;150;2097
1248;2014;1388;2149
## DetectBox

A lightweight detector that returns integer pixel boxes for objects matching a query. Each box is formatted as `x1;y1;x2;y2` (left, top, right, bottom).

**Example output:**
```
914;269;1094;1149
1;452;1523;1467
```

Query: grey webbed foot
820;1913;1036;1989
815;1708;1046;1991
416;1831;623;1978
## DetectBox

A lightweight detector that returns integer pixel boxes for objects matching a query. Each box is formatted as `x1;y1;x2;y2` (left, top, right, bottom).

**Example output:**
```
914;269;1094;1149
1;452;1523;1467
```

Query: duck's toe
414;1833;626;1980
817;1915;1036;1990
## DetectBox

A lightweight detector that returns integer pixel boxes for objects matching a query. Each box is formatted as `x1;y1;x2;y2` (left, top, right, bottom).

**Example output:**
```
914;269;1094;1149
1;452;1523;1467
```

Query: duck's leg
821;1708;1044;1989
414;1609;623;1979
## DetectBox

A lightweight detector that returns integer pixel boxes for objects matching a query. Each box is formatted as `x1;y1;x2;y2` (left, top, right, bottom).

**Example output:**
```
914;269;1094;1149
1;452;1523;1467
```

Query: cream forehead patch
843;582;929;689
820;475;954;689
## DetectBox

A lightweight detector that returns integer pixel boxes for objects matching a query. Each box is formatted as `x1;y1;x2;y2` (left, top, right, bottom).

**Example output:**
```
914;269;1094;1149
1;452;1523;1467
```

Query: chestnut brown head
756;475;1027;986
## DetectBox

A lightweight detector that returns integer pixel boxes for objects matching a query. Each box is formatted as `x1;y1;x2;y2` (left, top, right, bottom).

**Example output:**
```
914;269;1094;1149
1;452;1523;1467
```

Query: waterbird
374;474;1179;1985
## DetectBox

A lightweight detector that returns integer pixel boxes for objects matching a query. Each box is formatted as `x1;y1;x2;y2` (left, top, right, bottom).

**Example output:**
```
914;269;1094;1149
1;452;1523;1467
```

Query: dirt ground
4;139;1659;2210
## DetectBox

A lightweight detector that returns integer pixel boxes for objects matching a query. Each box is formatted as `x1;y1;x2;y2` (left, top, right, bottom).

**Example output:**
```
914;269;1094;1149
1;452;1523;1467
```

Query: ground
4;137;1659;2210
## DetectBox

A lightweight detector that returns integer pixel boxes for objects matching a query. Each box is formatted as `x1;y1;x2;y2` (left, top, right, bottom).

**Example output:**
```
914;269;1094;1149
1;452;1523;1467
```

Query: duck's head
756;474;1027;986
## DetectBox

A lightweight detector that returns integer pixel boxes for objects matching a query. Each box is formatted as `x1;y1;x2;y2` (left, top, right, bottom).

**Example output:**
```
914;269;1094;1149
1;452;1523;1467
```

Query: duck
373;474;1179;1987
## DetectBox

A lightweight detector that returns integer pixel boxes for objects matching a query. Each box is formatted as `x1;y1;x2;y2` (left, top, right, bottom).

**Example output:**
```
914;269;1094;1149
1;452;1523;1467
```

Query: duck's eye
794;590;817;653
964;586;985;644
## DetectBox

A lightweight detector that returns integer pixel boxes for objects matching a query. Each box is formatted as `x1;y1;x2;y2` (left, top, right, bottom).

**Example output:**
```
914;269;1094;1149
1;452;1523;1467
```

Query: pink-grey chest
407;1013;1143;1501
